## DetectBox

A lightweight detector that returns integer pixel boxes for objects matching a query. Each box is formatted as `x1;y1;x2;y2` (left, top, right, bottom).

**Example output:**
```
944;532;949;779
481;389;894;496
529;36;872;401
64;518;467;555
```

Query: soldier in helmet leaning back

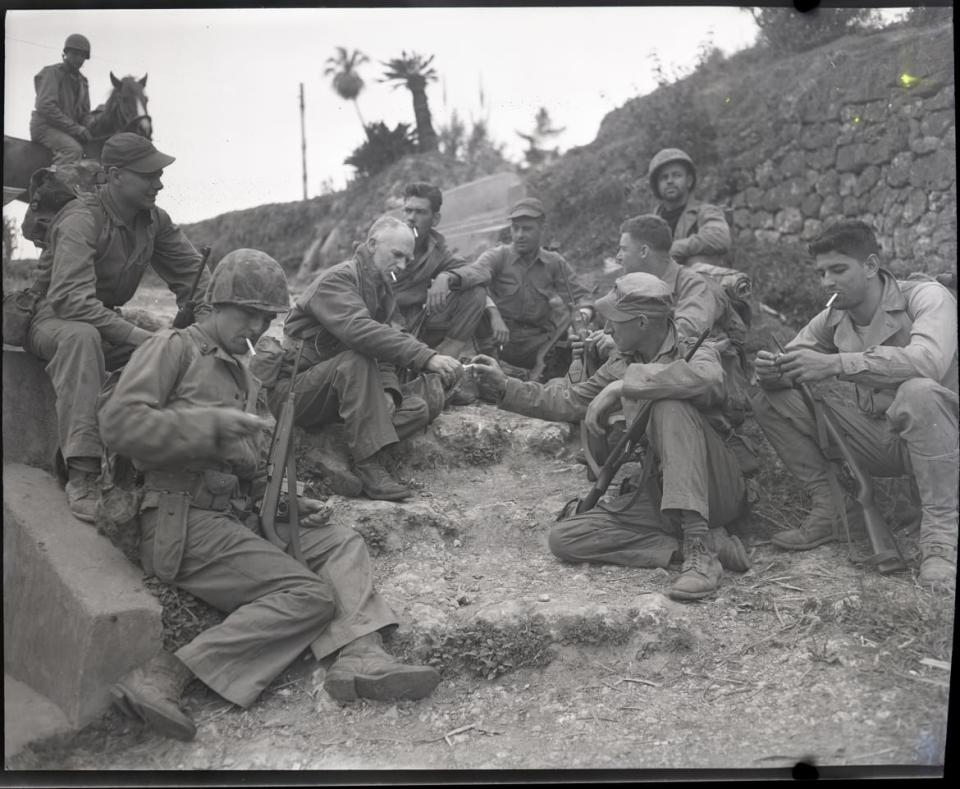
26;132;208;522
30;33;95;164
100;249;442;742
647;147;731;267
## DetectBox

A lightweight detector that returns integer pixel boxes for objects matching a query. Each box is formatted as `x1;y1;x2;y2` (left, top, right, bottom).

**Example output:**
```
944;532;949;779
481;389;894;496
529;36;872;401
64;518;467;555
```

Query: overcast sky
4;6;767;252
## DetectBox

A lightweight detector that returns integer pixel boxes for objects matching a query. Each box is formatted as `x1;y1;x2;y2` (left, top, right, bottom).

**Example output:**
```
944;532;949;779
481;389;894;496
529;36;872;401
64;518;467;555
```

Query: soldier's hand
383;391;397;418
585;380;624;440
426;274;453;315
754;350;784;388
425;353;463;388
488;310;510;346
77;127;92;142
218;410;272;443
584;330;615;361
778;348;842;383
469;355;507;401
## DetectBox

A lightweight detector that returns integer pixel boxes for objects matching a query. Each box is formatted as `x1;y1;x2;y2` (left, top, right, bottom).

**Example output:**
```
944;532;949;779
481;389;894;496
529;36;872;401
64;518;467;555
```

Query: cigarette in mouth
390;271;398;282
826;293;838;308
412;227;419;239
245;338;256;355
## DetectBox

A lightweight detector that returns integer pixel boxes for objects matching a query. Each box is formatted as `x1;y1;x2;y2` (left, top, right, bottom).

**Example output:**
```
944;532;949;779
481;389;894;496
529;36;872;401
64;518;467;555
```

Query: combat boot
669;536;723;601
703;526;751;573
355;455;411;501
65;463;99;523
112;651;196;741
324;631;441;703
770;484;853;551
919;545;957;592
308;426;362;497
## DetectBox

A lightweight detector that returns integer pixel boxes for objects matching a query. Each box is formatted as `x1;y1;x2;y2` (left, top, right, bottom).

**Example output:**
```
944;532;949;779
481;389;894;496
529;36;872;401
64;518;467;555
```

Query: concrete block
2;463;163;726
2;348;59;472
4;674;73;761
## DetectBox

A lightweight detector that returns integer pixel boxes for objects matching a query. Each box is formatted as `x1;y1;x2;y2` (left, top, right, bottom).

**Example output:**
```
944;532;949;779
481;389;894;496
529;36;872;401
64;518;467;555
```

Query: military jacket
657;198;731;263
32;63;91;135
391;229;467;311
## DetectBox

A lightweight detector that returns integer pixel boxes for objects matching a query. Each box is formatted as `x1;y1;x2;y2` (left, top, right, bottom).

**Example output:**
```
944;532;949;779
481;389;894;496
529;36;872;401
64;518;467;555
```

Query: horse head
107;72;152;139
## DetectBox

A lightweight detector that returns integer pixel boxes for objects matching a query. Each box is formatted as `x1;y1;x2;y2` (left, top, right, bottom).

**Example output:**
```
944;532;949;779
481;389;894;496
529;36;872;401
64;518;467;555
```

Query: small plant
344;122;416;178
557;614;636;647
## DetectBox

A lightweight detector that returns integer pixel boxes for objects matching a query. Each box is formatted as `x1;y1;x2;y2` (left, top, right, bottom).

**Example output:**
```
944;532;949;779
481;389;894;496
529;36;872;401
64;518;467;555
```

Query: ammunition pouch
144;469;240;512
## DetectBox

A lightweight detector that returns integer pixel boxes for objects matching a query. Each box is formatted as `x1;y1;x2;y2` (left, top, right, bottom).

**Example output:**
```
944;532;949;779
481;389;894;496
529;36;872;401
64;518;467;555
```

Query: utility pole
299;82;308;201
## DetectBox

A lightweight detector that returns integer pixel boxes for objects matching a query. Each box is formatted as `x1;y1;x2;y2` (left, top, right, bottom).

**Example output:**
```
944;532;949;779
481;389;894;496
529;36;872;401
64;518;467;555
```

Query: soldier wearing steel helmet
30;34;95;163
648;147;732;266
100;249;441;742
26;132;207;522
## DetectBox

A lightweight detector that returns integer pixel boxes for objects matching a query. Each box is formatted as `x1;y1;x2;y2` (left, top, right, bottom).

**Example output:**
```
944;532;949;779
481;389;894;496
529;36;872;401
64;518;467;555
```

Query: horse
3;73;152;204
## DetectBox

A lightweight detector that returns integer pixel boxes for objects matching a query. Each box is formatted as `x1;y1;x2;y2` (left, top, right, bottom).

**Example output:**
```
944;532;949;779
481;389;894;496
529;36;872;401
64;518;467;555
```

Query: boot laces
682;539;710;575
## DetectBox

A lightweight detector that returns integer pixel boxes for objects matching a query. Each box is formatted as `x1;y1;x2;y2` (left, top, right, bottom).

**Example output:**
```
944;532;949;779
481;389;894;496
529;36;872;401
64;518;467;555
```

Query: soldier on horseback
30;33;94;164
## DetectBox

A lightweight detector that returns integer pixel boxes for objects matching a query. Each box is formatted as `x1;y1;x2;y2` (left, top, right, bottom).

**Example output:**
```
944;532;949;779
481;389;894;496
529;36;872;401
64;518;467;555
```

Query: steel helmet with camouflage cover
64;34;91;56
207;249;290;312
647;148;697;199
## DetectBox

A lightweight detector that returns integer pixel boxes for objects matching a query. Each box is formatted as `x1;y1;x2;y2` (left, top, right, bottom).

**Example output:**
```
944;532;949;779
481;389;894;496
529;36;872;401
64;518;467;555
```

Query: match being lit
826;293;838;308
246;338;256;355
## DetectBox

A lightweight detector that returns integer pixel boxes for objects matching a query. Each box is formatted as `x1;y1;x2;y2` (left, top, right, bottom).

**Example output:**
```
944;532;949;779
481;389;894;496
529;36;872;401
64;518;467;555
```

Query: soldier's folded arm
99;333;234;464
445;246;502;291
671;203;731;259
45;211;151;346
622;343;725;405
304;271;434;370
149;209;212;318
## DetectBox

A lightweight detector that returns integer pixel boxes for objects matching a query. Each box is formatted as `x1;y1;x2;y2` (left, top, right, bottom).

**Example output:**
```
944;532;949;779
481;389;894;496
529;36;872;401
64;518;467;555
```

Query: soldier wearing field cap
471;272;752;601
441;197;594;374
30;34;95;164
27;131;207;522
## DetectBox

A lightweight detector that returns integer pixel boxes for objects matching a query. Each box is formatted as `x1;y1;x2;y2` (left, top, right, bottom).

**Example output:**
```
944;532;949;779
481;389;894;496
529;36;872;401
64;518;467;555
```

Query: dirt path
8;394;951;772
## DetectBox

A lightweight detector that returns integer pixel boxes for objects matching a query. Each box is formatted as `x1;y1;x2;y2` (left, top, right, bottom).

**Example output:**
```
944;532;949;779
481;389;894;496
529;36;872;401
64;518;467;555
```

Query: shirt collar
823;268;905;329
660;259;681;290
507;245;545;267
188;323;245;367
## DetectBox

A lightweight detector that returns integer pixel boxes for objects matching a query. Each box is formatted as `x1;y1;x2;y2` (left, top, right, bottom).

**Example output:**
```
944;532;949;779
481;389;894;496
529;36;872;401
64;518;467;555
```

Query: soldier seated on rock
393;182;488;363
99;249;441;742
471;273;753;602
429;197;594;378
647;147;731;267
26;132;209;522
753;219;958;592
263;215;463;502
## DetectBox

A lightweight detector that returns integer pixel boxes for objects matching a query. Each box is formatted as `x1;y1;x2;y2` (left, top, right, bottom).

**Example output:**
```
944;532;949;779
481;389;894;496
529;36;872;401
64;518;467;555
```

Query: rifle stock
259;339;306;564
573;327;711;515
772;337;906;573
172;245;212;329
529;315;573;382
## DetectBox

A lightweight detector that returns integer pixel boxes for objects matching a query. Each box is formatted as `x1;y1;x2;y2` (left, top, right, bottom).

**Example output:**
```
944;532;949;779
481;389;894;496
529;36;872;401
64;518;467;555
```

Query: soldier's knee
401;394;430;423
300;578;337;625
548;522;578;561
458;286;487;311
55;322;102;352
889;378;951;423
649;398;697;426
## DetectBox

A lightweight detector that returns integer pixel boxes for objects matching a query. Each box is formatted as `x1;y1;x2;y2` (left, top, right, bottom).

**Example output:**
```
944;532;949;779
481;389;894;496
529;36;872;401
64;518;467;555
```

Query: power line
4;35;143;74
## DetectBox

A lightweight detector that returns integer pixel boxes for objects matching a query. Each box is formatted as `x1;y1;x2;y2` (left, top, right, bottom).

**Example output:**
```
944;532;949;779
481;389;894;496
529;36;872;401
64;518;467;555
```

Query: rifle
529;314;573;382
259;339;306;564
772;336;906;574
172;245;212;329
565;327;711;517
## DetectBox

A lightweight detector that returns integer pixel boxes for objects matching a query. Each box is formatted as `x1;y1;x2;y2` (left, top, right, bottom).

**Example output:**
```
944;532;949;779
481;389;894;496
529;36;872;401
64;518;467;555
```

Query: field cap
101;133;175;173
595;272;675;322
508;197;546;220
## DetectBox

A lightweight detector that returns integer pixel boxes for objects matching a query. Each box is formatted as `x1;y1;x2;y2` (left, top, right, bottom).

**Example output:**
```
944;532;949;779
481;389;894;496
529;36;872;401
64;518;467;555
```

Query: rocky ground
6;288;953;774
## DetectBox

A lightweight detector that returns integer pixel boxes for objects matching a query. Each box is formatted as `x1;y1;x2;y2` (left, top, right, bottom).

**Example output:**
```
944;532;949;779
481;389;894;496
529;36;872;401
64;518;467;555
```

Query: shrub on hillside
747;6;878;53
345;122;417;178
734;240;824;329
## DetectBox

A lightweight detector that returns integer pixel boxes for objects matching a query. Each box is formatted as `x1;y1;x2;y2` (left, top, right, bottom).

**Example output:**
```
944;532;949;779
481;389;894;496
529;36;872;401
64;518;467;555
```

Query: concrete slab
2;348;59;472
3;674;73;762
3;463;163;727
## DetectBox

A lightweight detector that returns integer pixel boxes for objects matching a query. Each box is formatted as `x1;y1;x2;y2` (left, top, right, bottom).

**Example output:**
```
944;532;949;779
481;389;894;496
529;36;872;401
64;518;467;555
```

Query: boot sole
325;666;441;703
668;587;718;602
111;684;197;742
771;534;837;551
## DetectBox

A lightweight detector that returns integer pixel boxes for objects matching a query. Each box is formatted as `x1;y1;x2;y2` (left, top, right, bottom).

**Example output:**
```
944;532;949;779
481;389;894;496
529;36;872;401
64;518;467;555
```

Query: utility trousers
30;120;84;165
139;504;396;709
549;399;747;568
27;316;136;462
267;350;432;463
401;286;487;348
753;378;959;551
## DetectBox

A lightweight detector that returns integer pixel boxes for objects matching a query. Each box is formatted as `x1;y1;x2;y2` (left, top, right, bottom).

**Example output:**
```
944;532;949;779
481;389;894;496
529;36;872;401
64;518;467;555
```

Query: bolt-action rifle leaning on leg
259;339;306;564
772;336;906;574
561;327;711;519
172;245;212;329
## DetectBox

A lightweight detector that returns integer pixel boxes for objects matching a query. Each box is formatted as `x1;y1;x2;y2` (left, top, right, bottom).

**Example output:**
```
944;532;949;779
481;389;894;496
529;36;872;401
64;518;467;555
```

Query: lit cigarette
390;271;398;282
245;338;256;355
412;226;419;239
826;293;838;309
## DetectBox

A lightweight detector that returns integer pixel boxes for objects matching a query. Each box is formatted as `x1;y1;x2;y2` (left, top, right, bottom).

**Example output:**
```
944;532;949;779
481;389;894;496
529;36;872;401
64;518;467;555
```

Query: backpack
2;179;109;348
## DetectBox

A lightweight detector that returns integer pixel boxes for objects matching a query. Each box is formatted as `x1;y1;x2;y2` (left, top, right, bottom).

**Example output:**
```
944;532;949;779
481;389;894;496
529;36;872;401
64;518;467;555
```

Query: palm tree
380;51;439;153
324;47;370;136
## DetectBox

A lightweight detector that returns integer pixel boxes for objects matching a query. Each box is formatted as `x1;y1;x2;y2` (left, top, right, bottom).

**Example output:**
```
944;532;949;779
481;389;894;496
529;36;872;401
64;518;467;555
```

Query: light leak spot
900;73;919;88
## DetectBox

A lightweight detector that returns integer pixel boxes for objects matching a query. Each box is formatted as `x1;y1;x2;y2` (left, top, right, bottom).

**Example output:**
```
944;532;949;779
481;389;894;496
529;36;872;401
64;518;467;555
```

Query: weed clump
557;614;636;646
